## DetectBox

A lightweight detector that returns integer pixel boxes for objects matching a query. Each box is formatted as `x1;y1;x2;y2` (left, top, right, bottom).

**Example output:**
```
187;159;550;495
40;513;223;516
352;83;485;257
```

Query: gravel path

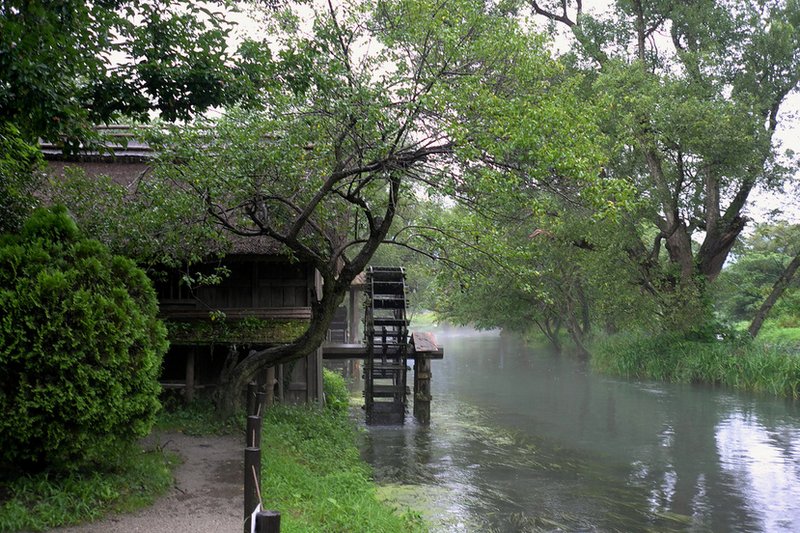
54;432;244;533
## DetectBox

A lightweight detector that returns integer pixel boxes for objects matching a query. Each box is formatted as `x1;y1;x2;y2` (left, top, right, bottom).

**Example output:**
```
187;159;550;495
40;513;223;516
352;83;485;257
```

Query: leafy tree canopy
527;0;800;294
53;0;627;409
0;0;272;149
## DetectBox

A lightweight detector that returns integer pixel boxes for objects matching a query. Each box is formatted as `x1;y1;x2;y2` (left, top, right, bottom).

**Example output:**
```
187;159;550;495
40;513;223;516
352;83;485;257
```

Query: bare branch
529;0;575;27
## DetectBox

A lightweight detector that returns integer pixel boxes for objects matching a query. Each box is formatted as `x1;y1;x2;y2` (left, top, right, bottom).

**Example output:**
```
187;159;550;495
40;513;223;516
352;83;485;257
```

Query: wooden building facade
43;131;324;404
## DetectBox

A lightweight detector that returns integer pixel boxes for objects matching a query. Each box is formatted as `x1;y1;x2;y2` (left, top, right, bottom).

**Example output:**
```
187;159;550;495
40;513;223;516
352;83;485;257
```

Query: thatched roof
42;127;285;257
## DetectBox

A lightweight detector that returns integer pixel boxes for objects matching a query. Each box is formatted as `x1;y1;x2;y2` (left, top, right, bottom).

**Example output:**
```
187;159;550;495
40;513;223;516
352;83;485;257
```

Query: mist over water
356;327;800;532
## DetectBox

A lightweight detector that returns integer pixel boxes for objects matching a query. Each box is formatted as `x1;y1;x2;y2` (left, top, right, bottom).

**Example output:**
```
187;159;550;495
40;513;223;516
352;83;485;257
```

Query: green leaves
0;1;271;146
0;207;167;474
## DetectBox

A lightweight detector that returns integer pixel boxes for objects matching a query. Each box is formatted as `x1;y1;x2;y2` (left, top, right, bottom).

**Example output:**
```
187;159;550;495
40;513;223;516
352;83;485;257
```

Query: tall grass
592;332;800;398
260;402;426;532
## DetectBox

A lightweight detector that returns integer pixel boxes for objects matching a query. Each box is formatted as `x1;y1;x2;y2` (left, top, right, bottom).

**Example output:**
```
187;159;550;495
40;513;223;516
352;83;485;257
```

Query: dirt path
55;432;244;533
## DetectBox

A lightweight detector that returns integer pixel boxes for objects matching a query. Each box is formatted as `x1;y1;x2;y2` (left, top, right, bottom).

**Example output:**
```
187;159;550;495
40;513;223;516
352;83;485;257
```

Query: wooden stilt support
413;357;432;425
185;349;196;404
265;366;275;408
277;365;285;403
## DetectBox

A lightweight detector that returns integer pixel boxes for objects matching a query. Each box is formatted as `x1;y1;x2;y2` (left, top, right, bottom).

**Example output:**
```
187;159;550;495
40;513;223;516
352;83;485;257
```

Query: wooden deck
322;332;443;360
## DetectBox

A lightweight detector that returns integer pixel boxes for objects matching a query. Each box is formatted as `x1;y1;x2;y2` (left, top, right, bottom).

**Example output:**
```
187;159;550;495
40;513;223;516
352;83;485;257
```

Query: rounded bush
0;207;168;474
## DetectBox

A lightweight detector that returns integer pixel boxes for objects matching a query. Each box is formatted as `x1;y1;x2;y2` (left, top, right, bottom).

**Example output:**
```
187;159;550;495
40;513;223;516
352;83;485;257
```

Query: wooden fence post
255;510;281;533
247;381;258;417
244;446;261;533
247;415;261;448
184;349;196;404
244;381;282;532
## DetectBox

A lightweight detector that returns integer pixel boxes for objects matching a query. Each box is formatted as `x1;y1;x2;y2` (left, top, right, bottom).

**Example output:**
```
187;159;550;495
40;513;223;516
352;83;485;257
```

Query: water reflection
357;329;800;532
716;413;800;531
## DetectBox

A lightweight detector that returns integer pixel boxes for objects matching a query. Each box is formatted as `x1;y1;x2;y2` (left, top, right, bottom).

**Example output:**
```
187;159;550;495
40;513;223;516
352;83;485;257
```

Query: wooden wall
156;256;314;311
156;255;323;405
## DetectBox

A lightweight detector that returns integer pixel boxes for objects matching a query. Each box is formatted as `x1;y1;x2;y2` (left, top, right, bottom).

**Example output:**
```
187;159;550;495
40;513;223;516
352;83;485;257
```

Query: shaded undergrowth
154;395;245;436
0;444;175;532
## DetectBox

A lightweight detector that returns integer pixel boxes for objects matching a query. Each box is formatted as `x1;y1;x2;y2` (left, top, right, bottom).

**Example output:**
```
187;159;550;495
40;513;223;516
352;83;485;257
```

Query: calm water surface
356;328;800;532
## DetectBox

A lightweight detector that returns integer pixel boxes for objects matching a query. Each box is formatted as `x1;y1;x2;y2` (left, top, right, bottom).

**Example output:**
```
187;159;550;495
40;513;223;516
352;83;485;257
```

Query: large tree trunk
217;277;349;415
698;215;748;282
748;252;800;338
215;172;404;415
537;316;562;353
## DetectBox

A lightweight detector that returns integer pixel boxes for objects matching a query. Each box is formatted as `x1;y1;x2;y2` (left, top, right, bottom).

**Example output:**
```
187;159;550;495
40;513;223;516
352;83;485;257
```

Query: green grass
757;324;800;347
0;444;175;532
259;404;426;532
592;331;800;398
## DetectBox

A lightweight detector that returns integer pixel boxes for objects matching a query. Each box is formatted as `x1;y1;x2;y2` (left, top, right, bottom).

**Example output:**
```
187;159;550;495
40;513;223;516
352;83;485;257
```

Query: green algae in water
377;483;486;532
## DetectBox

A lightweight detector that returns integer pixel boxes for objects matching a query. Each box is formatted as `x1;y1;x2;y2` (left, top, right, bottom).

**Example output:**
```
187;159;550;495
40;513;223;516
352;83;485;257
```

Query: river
356;328;800;532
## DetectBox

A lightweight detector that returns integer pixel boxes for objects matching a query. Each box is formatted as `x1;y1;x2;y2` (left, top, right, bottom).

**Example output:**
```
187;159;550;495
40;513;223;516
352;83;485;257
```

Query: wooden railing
160;307;312;321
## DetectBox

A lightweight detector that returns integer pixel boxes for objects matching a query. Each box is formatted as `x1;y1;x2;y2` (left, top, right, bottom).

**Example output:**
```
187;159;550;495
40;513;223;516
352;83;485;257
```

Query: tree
1;0;274;233
526;0;800;330
715;222;800;336
426;191;654;353
748;252;800;336
0;207;167;473
54;0;609;411
0;0;267;147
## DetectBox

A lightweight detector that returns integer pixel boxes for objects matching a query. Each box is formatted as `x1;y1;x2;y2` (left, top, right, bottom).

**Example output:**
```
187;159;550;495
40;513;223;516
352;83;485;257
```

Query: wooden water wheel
363;266;410;424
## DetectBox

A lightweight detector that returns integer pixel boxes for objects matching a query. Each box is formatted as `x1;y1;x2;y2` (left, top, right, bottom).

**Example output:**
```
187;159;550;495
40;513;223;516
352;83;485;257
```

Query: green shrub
0;207;168;475
322;368;350;414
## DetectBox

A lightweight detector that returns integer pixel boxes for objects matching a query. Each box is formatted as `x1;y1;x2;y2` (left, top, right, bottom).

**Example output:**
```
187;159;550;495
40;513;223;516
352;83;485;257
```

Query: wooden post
244;446;261;533
247;381;258;417
255;510;281;533
277;365;285;403
348;287;359;343
184;349;196;404
247;415;262;448
265;366;276;408
413;357;432;425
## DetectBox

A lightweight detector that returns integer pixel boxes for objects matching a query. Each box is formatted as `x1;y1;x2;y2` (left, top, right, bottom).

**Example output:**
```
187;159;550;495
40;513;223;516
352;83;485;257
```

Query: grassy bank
592;331;800;398
0;371;423;532
260;370;426;532
0;444;175;532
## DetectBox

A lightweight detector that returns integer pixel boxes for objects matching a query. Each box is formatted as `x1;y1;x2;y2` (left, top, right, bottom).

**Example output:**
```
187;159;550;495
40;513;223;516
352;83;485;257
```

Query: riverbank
592;329;800;398
259;405;425;532
258;369;425;532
